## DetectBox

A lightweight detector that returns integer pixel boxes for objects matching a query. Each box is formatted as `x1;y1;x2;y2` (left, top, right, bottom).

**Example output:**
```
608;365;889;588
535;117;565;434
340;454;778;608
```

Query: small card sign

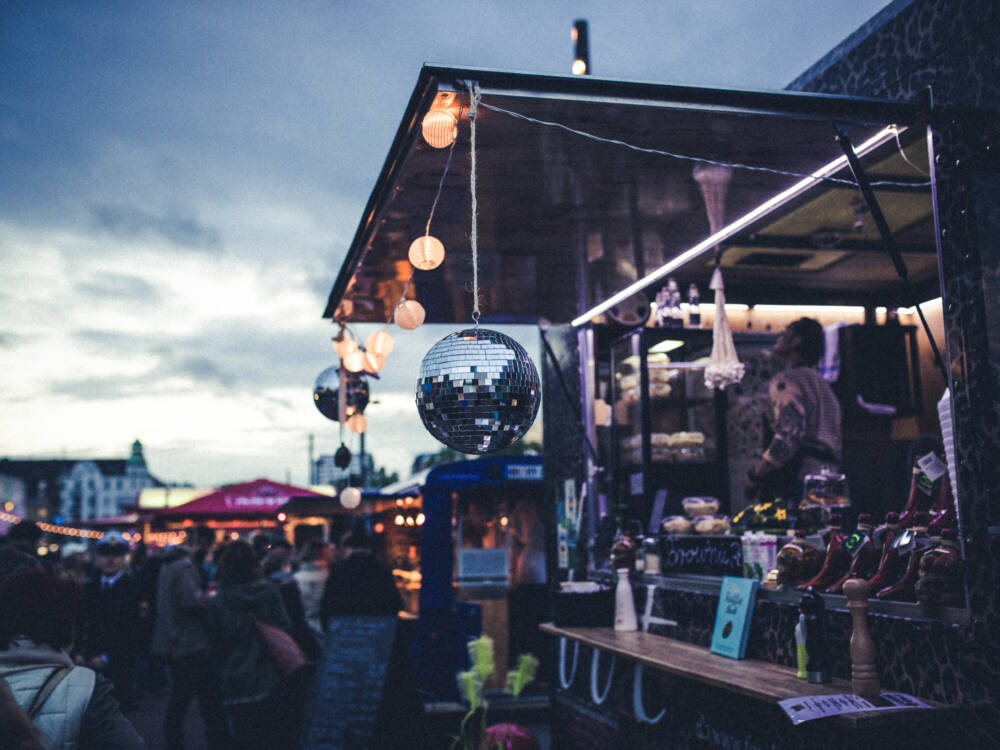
916;451;948;481
779;692;932;725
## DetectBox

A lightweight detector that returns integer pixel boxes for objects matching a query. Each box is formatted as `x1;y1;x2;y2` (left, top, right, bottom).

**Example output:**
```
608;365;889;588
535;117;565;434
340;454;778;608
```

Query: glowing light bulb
343;349;365;373
340;486;361;509
395;514;405;526
366;330;394;357
421;109;457;149
408;235;445;271
363;350;386;373
336;337;358;359
394;300;426;330
347;413;367;434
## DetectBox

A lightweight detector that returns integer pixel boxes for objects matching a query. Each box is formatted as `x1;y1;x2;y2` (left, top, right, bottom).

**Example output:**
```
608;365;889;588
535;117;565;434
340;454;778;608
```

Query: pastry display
682;496;719;517
692;514;730;535
661;515;693;535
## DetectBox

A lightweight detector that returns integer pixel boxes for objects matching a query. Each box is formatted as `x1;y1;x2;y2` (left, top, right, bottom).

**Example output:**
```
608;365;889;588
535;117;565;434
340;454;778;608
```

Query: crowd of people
0;519;407;749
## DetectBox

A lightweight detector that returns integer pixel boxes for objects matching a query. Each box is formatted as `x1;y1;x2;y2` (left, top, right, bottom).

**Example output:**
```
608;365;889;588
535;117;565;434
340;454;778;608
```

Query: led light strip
571;126;905;327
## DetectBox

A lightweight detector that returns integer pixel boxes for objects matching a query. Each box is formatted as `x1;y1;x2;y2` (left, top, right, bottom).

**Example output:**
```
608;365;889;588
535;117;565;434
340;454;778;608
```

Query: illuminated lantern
347;413;367;434
408;235;445;271
340;486;361;509
343;348;365;373
394;300;426;330
366;330;395;357
422;108;458;149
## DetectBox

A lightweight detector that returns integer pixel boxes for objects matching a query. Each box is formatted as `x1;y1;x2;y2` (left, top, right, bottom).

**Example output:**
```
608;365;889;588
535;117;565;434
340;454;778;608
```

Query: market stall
150;478;335;541
322;32;999;744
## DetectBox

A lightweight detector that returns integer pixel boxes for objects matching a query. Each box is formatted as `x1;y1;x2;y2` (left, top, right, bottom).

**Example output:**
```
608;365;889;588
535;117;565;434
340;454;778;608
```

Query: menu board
658;534;743;575
301;616;398;750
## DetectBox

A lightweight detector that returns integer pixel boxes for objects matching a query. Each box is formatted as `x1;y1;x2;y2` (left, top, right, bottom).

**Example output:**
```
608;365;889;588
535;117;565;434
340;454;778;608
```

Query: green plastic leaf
467;635;496;684
505;652;539;698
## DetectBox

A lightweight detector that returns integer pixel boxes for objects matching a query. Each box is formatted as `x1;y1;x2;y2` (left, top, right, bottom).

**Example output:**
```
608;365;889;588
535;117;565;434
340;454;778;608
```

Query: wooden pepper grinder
842;578;880;701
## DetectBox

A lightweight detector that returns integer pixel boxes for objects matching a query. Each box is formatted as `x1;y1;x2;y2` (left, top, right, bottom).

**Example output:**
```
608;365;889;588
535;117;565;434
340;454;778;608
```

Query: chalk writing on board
301;616;397;750
659;536;743;575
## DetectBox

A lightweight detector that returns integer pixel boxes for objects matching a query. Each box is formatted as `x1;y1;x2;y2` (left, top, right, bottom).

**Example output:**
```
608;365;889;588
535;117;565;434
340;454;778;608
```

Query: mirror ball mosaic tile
415;328;540;454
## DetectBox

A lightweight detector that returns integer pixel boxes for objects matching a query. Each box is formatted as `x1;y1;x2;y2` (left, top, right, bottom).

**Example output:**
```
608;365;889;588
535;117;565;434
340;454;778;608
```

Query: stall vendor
744;317;842;503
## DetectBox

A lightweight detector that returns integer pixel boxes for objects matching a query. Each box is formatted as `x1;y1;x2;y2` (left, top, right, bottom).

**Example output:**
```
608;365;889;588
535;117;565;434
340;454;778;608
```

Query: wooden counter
540;623;952;730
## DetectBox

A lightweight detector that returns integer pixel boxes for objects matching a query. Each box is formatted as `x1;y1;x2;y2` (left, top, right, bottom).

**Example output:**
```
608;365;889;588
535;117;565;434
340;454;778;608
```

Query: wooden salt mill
843;578;880;701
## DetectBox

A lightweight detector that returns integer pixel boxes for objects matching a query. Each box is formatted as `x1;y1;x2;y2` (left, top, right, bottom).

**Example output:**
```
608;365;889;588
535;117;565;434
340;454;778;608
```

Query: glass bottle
776;528;823;589
915;528;963;606
687;283;701;328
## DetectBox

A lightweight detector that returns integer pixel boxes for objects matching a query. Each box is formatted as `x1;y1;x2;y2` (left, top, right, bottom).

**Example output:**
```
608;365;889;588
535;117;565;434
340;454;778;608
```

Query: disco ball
416;328;540;454
313;366;370;421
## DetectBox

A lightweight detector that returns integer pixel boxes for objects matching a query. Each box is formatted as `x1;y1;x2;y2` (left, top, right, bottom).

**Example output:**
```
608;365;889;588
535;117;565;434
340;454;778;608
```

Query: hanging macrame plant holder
704;267;745;389
693;164;744;390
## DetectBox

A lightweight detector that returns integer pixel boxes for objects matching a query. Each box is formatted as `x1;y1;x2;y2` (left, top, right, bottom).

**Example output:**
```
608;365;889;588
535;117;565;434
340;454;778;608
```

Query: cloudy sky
0;1;890;488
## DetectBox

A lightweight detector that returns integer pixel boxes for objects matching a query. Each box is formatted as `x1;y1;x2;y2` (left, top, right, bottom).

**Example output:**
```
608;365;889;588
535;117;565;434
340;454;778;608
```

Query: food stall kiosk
322;13;1000;742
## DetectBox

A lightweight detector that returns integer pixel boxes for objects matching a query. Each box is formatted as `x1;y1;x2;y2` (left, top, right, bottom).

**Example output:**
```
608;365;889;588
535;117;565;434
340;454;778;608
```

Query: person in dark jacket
151;535;226;750
0;547;145;749
75;532;143;710
319;530;403;627
260;547;320;661
317;530;426;750
203;540;292;750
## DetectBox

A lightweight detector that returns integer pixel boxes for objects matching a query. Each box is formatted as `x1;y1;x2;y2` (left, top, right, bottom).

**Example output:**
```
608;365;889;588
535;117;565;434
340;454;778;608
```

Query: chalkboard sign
302;616;398;750
658;535;743;576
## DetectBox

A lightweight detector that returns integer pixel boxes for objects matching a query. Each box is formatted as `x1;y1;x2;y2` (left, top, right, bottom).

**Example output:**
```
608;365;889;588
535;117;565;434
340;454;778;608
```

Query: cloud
75;272;162;304
174;356;237;389
90;204;222;251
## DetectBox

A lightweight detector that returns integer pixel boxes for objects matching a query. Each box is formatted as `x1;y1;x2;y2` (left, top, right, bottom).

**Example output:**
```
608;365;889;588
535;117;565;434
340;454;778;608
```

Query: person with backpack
0;547;144;749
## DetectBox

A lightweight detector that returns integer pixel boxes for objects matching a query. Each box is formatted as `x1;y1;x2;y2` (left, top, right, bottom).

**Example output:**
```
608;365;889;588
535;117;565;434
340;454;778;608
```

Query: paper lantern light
342;348;365;373
408;235;445;271
340;486;361;509
416;328;540;454
421;108;458;149
335;336;358;360
366;330;394;357
347;412;367;434
394;300;426;330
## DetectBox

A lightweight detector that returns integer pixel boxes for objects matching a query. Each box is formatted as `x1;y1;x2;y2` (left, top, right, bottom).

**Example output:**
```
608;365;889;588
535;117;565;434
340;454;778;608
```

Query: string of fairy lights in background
1;510;104;539
1;510;186;547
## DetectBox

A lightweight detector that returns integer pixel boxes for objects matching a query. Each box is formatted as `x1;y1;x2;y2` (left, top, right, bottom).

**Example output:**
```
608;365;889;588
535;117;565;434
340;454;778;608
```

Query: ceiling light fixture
571;125;903;327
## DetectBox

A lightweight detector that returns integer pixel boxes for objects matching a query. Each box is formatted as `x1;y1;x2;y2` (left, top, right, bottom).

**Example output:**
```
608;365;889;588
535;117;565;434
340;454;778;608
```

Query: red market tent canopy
152;478;333;521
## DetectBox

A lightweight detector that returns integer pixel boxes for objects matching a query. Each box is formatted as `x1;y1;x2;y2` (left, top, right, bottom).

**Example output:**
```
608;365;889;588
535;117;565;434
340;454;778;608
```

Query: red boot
876;513;933;601
898;453;947;528
865;512;903;593
826;514;877;594
798;514;851;591
927;473;957;535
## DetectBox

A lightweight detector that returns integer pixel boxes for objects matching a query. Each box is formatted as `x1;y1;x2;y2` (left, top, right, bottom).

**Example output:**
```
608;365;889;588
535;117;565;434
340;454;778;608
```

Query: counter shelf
589;569;971;625
541;623;955;730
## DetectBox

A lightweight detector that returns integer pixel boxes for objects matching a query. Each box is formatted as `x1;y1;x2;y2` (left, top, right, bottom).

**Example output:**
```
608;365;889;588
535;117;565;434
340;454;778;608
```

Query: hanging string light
340;485;362;509
415;82;541;454
421;91;461;149
394;299;426;330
